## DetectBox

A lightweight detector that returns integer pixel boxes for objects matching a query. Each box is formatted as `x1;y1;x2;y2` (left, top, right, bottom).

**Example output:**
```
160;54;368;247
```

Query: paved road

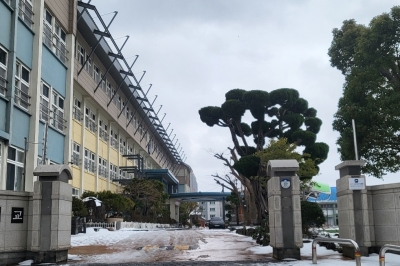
67;229;276;265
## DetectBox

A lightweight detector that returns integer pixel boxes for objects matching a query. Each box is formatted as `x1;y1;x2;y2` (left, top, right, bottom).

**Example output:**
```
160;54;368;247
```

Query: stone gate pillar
335;160;371;257
267;159;303;260
29;165;73;264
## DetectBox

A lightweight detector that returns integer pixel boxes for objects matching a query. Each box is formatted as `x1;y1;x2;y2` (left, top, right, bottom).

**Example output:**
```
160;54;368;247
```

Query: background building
308;187;338;226
199;201;224;220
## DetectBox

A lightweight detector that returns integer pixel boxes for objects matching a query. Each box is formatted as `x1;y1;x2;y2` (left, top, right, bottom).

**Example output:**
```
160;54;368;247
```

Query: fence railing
86;221;116;229
379;244;400;266
312;237;361;266
85;221;172;231
120;222;172;230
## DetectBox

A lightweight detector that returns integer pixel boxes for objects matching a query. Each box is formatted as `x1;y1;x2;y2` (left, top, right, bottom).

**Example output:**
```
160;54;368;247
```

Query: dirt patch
69;245;119;255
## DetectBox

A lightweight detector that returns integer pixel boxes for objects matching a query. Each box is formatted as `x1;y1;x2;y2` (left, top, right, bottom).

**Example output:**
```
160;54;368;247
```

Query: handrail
379;244;400;266
312;237;361;266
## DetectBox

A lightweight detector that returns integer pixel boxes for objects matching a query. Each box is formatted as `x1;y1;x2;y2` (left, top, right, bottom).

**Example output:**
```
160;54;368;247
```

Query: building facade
199;201;224;220
177;163;198;193
308;187;338;226
0;0;194;214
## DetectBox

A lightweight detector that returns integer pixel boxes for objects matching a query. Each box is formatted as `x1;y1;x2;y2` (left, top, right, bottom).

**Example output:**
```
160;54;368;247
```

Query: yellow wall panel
84;172;96;192
72;120;82;144
109;183;119;193
109;148;118;165
98;177;107;191
85;130;96;152
98;141;108;158
70;166;81;188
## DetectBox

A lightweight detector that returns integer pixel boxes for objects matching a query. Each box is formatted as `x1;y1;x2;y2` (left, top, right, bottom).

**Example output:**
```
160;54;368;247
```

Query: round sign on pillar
281;178;291;189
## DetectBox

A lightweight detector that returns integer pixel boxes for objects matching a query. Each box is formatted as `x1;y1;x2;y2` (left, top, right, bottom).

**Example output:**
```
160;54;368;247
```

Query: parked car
208;217;225;229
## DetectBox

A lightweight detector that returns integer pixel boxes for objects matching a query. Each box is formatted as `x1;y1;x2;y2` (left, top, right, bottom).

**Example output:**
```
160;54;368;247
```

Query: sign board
11;207;24;223
349;177;365;190
280;178;291;189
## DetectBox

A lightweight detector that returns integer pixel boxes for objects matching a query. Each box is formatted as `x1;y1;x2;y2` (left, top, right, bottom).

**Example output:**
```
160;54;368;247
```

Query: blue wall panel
41;46;67;96
11;107;30;149
38;122;65;164
0;98;6;131
46;127;65;164
16;20;33;68
0;3;11;49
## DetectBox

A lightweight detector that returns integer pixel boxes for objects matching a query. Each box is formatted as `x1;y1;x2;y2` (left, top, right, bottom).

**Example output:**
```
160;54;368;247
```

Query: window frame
72;142;80;166
0;46;8;96
85;107;97;133
39;81;65;133
43;8;68;63
14;61;31;110
84;148;95;173
6;146;25;191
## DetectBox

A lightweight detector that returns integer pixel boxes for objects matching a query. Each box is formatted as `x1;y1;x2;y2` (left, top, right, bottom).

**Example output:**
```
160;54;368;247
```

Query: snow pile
71;227;141;246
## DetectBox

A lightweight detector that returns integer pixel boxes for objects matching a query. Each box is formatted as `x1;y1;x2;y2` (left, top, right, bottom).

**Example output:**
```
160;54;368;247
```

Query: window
52;91;64;131
210;208;215;212
106;81;111;98
119;168;127;179
99;119;109;142
110;129;118;150
14;61;30;110
6;146;24;191
85;107;96;133
54;23;66;62
98;157;108;178
110;163;117;180
128;145;133;155
101;74;106;91
93;65;99;82
84;149;95;172
40;83;50;122
43;9;67;63
72;142;80;165
111;88;117;104
39;82;65;132
117;95;121;110
119;137;126;154
210;215;215;218
77;43;85;65
85;54;92;74
73;98;82;121
0;47;7;96
210;201;215;205
126;107;130;119
18;0;33;28
72;187;79;197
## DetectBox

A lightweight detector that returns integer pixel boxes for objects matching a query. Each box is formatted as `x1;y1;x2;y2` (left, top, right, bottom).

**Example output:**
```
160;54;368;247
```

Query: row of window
76;42;139;123
72;142;134;179
73;97;161;157
0;46;65;133
0;46;31;109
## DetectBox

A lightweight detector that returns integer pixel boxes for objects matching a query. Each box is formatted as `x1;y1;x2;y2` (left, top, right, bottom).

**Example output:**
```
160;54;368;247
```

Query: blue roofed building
307;187;338;226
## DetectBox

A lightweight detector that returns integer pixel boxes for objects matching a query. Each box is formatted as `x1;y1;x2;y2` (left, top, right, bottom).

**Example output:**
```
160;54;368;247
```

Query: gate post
335;160;371;257
28;164;73;264
267;159;303;260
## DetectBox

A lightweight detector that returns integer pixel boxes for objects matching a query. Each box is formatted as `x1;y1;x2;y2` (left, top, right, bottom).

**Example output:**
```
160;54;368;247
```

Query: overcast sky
92;0;399;192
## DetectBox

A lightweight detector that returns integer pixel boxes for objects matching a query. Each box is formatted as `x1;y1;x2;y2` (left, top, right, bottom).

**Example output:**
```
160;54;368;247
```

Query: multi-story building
199;201;224;220
0;0;194;218
177;163;198;193
308;187;338;226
